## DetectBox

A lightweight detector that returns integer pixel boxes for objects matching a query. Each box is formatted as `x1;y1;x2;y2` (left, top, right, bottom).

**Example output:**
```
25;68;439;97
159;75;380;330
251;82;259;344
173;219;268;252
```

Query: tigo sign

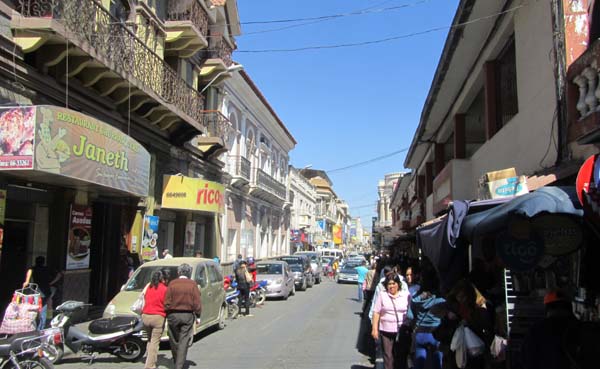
162;175;225;214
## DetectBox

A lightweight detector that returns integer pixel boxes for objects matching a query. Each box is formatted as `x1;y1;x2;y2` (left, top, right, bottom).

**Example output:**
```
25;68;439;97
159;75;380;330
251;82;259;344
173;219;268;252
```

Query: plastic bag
464;326;485;357
490;335;507;361
450;325;467;368
130;292;145;315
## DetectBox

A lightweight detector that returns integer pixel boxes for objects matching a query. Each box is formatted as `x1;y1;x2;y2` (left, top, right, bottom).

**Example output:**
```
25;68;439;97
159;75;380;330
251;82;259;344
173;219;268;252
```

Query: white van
319;249;344;260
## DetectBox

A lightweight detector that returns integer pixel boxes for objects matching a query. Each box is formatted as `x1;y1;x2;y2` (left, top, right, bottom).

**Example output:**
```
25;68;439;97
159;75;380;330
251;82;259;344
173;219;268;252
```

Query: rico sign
161;175;224;214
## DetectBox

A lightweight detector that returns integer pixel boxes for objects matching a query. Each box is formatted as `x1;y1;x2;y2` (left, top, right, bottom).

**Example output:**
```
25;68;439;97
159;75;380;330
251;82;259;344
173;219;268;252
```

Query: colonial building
220;71;296;262
288;166;318;252
0;0;240;306
300;169;338;248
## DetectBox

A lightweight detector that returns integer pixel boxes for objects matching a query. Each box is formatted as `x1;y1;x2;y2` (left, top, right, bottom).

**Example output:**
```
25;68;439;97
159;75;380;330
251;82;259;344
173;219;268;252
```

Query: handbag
389;293;407;342
130;283;149;315
245;270;253;285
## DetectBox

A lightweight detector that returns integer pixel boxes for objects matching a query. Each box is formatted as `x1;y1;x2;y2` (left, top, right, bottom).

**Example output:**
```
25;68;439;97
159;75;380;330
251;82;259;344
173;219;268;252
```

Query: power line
326;148;409;174
241;1;429;25
237;4;525;53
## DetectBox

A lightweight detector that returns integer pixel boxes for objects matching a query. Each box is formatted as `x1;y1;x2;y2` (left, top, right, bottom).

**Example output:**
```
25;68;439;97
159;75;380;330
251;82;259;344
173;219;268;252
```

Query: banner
0;106;151;196
141;215;160;261
162;175;225;214
66;205;92;270
333;224;342;245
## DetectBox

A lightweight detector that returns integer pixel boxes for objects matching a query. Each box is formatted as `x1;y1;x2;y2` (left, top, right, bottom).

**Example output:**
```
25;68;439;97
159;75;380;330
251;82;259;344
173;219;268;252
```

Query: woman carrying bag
141;270;168;369
371;273;411;369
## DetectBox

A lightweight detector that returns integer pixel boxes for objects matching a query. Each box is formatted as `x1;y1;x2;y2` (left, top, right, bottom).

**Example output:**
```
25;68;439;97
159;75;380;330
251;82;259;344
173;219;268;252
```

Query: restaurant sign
0;106;150;196
162;175;225;214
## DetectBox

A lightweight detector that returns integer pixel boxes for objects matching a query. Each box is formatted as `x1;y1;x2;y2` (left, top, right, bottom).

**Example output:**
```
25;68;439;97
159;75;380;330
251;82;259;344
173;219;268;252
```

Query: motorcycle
249;280;267;307
0;328;60;369
49;301;145;364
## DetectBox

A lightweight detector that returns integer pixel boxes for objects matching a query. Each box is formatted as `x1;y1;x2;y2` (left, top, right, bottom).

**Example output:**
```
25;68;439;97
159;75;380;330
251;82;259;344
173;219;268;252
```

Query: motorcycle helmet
247;256;255;265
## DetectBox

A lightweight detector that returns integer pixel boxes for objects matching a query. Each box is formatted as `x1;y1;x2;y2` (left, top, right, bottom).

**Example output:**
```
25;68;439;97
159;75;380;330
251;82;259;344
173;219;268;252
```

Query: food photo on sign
141;215;159;261
66;205;92;270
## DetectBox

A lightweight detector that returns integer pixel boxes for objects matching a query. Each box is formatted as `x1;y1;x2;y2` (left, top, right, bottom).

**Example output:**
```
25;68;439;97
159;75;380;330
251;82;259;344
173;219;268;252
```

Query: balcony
250;168;287;204
567;39;600;144
229;155;251;186
14;0;204;140
199;36;235;84
194;110;235;156
431;159;472;215
165;0;209;58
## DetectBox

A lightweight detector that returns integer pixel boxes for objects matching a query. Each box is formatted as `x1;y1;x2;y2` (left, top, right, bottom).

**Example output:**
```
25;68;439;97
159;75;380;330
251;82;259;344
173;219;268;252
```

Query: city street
55;279;373;369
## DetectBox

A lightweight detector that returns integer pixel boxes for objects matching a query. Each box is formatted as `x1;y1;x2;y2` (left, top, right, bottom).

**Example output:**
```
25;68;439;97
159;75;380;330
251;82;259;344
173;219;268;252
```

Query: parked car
275;255;314;290
337;265;359;284
104;257;226;341
293;251;323;284
255;260;295;299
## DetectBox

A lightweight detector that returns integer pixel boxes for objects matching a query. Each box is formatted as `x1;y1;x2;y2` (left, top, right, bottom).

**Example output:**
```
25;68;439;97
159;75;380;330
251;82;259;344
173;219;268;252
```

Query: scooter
49;301;145;364
225;284;240;320
249;280;267;307
0;328;60;369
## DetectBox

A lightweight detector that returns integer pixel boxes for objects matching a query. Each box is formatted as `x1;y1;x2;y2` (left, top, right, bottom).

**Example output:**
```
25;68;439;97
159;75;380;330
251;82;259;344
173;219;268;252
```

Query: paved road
54;279;375;369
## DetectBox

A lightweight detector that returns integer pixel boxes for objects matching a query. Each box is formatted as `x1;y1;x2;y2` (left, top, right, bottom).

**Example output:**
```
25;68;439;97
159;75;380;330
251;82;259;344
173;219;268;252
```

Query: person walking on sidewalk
164;263;201;369
355;260;369;303
371;273;411;369
142;270;167;369
234;260;252;316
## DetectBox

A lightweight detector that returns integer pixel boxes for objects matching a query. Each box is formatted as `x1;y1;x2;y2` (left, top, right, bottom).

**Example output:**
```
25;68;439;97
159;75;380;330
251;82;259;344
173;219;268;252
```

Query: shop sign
531;214;582;256
333;224;342;245
66;204;92;270
496;230;544;272
0;189;5;250
161;175;225;214
141;215;159;261
0;106;150;196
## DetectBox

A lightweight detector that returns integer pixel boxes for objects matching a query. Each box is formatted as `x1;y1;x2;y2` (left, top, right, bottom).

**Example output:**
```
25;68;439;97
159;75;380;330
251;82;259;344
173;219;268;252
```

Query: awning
461;186;583;245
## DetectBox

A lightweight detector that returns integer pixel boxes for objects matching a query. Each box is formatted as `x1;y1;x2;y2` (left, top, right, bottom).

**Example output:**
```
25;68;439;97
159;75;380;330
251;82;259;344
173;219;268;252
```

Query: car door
194;263;213;329
207;263;224;322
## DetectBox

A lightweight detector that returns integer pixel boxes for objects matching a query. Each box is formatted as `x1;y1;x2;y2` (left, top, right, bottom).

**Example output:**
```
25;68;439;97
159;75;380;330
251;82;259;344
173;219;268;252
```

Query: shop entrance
0;220;32;308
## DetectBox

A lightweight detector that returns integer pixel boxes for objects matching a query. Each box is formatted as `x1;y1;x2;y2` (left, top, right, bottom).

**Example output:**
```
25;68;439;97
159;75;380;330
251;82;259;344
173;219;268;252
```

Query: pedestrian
142;270;167;369
233;254;243;271
362;262;377;314
332;258;339;279
22;256;61;330
520;289;580;369
247;257;257;284
406;268;446;369
371;273;412;369
405;266;421;296
195;251;203;258
234;260;252;317
164;263;201;369
355;260;369;302
162;249;173;259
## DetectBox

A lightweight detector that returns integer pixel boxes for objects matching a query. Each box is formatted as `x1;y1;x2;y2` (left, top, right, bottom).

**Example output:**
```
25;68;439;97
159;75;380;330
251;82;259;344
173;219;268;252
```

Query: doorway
0;220;32;308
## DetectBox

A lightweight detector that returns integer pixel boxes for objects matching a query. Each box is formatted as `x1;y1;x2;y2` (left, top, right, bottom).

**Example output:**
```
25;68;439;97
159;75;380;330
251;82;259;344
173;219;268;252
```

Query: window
195;264;207;288
495;37;518;129
208;264;221;284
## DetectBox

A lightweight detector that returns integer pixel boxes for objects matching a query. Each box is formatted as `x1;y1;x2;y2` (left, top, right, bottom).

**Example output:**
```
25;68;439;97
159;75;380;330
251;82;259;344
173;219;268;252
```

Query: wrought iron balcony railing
198;110;234;138
255;168;286;200
166;0;209;35
17;0;204;124
230;155;251;182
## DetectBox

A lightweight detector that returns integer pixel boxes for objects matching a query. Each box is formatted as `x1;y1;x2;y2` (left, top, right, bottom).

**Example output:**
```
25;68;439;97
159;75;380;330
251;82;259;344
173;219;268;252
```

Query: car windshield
124;266;179;291
256;264;283;275
289;264;303;272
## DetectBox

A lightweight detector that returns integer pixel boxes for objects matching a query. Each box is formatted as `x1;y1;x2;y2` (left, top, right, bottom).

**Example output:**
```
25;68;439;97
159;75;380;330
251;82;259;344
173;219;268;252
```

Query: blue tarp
461;186;583;245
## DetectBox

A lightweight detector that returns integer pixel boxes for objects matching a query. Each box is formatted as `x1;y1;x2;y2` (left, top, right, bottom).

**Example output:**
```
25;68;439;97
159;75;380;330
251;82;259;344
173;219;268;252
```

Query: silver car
256;261;295;300
337;265;359;284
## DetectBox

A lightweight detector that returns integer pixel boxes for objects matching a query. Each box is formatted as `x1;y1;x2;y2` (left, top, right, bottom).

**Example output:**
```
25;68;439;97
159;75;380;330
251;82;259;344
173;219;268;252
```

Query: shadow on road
351;365;373;369
155;354;197;369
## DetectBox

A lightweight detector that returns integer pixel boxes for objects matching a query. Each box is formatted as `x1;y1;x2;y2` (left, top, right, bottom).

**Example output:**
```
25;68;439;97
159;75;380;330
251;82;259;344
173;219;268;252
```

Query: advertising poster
141;215;159;261
0;189;6;250
162;175;225;214
0;107;35;169
66;205;92;270
333;224;342;245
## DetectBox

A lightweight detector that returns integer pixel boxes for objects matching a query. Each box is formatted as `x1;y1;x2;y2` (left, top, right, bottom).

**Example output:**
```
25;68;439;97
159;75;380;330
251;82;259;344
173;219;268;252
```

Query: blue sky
234;0;459;228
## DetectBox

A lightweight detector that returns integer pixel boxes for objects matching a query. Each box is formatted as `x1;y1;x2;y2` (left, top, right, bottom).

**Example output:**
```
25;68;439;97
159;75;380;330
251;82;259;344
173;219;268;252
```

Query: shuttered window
495;37;518;129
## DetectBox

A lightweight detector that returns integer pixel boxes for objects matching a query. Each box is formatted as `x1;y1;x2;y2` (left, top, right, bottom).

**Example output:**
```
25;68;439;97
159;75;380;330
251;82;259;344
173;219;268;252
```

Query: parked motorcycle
225;286;240;320
49;301;145;364
0;328;60;369
249;280;267;307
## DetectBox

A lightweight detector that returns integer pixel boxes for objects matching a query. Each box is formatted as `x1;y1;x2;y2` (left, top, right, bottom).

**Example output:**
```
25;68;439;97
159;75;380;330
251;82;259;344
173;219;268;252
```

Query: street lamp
200;64;244;94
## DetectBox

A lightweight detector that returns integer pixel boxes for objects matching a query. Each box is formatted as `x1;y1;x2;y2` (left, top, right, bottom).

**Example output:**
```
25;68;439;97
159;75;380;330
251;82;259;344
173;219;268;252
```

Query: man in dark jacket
165;263;201;369
234;260;252;316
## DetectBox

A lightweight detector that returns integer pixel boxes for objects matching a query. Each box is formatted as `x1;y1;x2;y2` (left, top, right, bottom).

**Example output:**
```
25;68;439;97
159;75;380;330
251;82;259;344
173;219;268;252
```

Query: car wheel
315;275;321;284
217;304;226;330
300;279;307;291
290;283;296;296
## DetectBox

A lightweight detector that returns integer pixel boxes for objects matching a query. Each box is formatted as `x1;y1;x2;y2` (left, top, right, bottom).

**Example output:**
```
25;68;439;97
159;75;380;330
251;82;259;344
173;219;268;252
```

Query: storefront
0;105;150;307
153;174;225;260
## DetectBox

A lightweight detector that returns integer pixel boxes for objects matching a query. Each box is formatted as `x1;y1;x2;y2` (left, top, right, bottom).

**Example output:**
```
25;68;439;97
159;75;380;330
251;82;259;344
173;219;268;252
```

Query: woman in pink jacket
371;273;411;369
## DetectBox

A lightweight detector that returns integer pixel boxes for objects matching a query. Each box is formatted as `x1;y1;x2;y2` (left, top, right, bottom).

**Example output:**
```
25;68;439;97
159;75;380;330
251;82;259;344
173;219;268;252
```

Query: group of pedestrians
140;263;201;369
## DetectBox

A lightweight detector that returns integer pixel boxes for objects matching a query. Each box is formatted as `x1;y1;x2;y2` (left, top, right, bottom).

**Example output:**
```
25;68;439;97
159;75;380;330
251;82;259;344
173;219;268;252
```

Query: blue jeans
357;283;364;302
38;292;47;330
414;332;442;369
